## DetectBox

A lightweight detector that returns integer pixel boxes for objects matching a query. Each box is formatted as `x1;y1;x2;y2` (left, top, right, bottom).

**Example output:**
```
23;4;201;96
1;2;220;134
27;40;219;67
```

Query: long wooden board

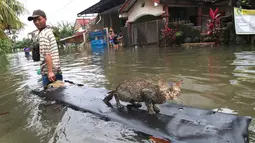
31;85;252;143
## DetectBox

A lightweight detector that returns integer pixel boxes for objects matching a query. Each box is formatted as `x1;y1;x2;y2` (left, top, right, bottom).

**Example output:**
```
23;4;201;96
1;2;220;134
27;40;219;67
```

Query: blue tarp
32;85;252;143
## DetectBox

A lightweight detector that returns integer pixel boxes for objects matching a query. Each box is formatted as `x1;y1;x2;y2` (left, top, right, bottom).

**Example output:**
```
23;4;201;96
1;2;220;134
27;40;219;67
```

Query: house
59;31;86;44
77;0;126;33
119;0;232;28
59;17;95;45
119;0;165;24
74;18;95;32
118;0;234;47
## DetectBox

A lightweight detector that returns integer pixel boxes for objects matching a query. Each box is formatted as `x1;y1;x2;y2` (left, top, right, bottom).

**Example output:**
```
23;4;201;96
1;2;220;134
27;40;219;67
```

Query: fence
121;20;164;47
121;17;211;47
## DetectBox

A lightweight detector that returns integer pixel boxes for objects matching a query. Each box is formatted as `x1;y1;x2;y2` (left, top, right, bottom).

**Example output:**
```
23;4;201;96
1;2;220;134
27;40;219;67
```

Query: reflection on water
231;51;255;84
0;46;254;143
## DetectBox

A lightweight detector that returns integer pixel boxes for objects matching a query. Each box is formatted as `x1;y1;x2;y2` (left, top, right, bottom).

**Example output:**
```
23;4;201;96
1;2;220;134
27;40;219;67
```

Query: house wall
134;15;162;24
100;11;125;33
74;22;81;32
251;1;255;8
65;35;84;44
111;12;124;33
167;6;229;29
127;0;164;22
169;7;196;21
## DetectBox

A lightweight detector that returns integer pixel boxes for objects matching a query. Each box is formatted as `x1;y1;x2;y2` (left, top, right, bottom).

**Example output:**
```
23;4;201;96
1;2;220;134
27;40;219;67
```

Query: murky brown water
0;46;254;143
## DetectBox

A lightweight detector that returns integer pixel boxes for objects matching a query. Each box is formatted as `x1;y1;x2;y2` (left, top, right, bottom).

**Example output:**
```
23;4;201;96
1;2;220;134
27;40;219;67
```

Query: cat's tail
103;90;116;103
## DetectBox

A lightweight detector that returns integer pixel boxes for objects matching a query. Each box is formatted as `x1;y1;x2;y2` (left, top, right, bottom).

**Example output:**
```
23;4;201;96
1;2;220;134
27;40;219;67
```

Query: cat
103;78;182;114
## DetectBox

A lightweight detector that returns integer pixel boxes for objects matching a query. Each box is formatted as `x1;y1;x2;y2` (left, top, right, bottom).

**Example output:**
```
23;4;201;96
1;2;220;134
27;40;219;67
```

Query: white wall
127;0;164;22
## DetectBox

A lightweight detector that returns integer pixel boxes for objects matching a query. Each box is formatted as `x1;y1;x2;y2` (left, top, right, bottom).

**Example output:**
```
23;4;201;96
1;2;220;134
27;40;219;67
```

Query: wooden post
83;32;86;43
197;7;202;26
163;5;169;28
145;21;147;45
110;14;113;27
156;20;159;46
104;27;110;48
126;21;131;47
102;15;105;27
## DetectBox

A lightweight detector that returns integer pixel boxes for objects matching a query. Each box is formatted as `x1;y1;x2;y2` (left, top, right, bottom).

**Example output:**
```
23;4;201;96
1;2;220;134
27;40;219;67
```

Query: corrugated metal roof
77;0;125;15
119;0;137;14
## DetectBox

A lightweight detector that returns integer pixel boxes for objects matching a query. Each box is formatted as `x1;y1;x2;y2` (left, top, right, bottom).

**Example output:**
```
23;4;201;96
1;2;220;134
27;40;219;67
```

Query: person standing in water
28;9;63;89
24;47;30;57
108;28;119;49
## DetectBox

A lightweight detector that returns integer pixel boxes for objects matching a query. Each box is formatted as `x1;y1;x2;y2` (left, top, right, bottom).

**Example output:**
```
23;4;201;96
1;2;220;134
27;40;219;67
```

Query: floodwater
0;45;254;143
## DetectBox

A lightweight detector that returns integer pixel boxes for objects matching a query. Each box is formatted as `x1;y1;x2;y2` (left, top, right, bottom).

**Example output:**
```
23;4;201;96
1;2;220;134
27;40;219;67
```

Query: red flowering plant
160;27;177;46
206;8;222;42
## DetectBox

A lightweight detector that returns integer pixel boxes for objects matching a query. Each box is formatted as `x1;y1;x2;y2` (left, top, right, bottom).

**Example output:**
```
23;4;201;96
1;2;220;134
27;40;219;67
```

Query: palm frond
0;0;28;36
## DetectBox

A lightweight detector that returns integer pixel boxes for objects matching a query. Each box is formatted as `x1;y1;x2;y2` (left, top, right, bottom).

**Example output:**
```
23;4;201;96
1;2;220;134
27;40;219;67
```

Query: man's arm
46;29;59;73
45;54;53;72
40;35;52;70
39;33;55;81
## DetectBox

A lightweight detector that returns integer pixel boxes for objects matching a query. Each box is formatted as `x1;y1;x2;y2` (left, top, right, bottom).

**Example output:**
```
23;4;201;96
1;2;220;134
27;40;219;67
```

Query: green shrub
0;38;12;54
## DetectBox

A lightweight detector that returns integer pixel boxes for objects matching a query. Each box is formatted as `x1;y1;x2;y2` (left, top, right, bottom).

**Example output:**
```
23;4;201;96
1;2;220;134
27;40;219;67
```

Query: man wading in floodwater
28;10;63;89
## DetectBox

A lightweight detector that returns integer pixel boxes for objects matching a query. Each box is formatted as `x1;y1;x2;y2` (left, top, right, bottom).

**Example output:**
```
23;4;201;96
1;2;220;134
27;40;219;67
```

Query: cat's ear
175;80;183;87
158;79;164;87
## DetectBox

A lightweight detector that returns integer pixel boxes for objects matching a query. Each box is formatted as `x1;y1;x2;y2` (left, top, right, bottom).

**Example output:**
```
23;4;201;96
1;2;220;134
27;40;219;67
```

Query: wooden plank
32;85;252;143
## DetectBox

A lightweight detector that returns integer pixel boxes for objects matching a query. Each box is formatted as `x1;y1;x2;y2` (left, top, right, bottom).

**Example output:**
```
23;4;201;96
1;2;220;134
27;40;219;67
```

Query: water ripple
0;48;254;142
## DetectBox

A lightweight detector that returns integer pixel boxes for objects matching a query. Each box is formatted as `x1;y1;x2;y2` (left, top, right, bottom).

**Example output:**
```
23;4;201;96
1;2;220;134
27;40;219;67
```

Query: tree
0;0;27;53
13;38;35;50
0;0;27;38
51;21;75;41
51;21;75;47
0;38;12;54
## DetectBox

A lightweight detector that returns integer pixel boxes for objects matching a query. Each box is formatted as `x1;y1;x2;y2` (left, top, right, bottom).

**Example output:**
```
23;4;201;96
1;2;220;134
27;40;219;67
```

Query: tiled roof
76;19;92;26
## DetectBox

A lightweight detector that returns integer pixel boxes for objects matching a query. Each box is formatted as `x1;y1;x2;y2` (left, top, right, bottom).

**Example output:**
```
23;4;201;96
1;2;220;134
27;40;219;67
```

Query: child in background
109;27;115;48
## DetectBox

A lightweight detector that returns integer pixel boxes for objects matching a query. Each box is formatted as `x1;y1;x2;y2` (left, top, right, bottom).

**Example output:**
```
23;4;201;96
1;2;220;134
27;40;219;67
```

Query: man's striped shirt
38;26;61;75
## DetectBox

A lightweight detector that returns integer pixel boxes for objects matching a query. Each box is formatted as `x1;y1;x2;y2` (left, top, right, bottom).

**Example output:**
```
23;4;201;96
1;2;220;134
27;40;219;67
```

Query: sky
17;0;99;40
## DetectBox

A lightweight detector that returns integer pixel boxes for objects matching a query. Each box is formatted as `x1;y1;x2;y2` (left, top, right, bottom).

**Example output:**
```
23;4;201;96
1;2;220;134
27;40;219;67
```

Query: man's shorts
25;52;30;56
42;73;63;88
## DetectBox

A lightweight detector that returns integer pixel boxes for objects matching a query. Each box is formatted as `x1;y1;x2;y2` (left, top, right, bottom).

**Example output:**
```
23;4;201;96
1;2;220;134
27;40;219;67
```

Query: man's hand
48;71;56;82
44;54;55;82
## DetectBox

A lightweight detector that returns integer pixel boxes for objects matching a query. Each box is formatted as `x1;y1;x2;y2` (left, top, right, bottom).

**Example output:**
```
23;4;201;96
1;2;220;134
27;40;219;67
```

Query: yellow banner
234;7;255;35
234;7;255;15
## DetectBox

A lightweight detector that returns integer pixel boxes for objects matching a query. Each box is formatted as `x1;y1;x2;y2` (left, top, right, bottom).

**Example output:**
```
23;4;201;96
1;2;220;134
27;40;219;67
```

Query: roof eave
119;0;137;14
78;0;125;16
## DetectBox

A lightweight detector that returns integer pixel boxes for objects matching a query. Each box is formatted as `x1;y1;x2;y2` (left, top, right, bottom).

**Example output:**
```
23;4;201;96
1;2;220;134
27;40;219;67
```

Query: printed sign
234;7;255;35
